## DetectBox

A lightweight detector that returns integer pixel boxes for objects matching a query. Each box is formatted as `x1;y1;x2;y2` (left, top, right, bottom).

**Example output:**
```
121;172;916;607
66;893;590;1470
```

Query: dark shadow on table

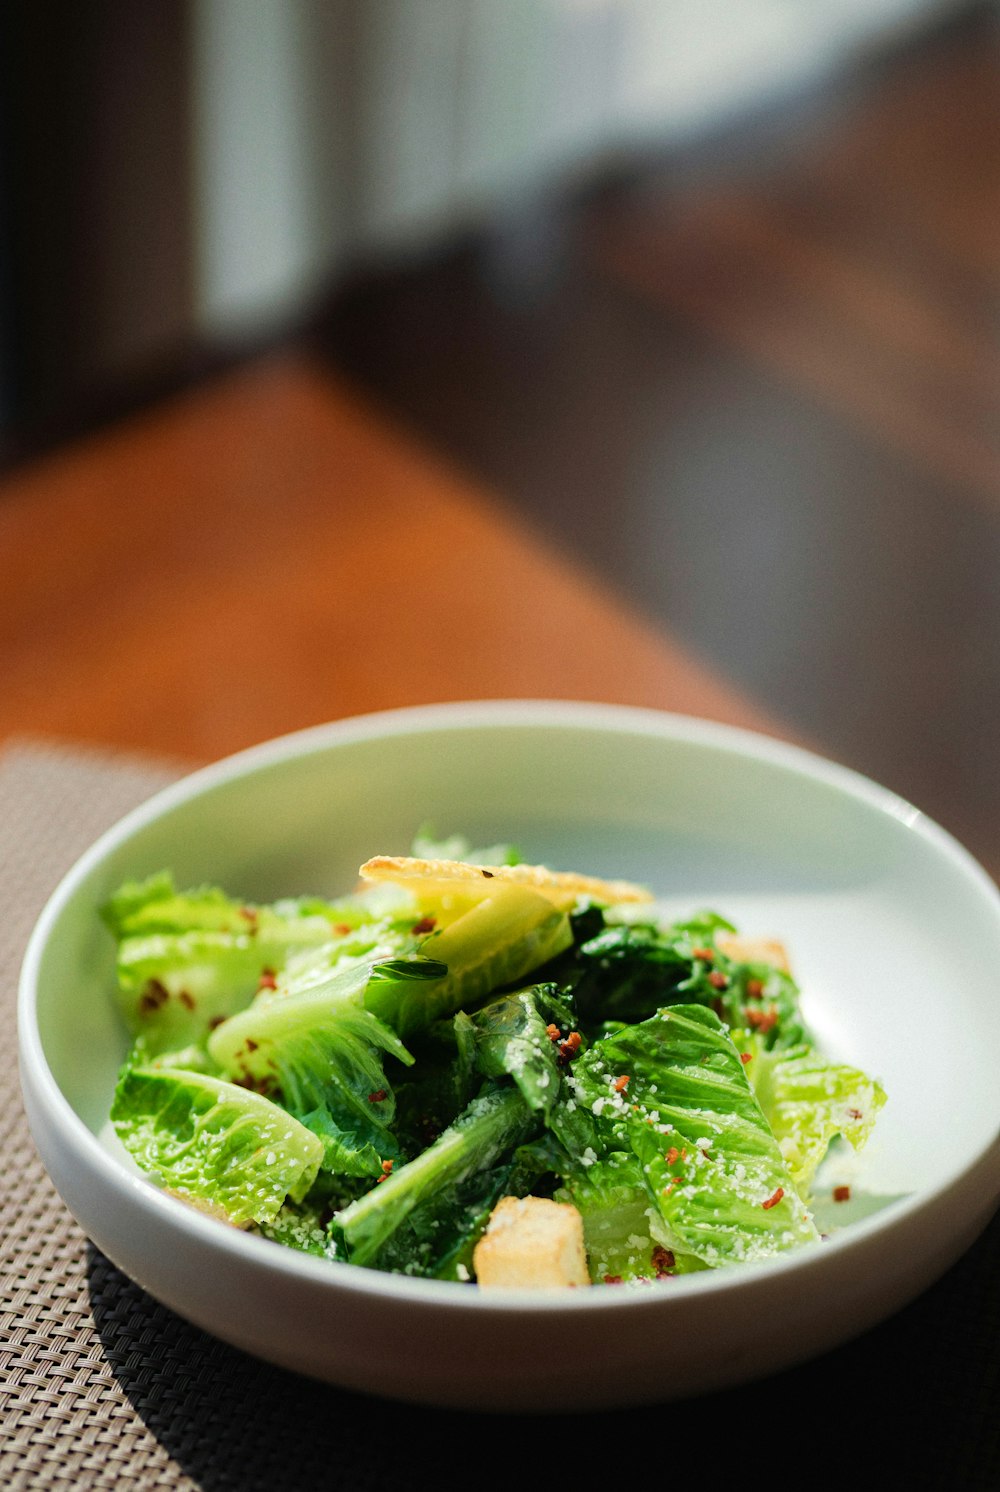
88;1211;1000;1492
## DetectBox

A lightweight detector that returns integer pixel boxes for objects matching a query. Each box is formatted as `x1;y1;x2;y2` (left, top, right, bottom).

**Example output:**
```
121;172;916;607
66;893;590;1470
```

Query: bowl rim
18;698;1000;1314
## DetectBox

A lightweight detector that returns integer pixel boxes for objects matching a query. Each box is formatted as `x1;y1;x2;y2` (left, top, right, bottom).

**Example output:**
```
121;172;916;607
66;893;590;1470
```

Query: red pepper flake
745;1006;777;1033
846;1108;863;1120
662;1176;680;1195
762;1187;784;1211
368;1089;388;1104
545;1024;561;1042
692;946;714;962
745;978;764;999
613;1074;630;1093
257;968;278;992
833;1185;852;1203
331;922;353;936
234;1072;271;1095
707;970;729;990
651;1245;675;1276
603;1275;623;1285
557;1031;582;1064
138;979;169;1015
666;1146;680;1165
740;1052;753;1064
376;1159;394;1183
411;915;437;935
238;907;259;933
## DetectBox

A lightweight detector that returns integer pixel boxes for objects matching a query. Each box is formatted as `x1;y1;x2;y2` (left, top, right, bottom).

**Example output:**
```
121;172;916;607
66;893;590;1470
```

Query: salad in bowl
105;832;884;1289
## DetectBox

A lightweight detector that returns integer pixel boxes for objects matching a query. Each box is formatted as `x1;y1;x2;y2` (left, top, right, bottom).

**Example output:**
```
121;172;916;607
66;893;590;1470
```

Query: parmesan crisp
358;855;653;909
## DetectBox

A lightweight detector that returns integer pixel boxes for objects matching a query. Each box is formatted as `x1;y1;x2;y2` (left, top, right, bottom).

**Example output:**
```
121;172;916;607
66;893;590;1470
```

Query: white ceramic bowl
18;701;1000;1411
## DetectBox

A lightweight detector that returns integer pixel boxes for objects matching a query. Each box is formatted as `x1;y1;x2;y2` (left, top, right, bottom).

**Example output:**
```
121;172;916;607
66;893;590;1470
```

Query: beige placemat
1;739;998;1490
0;741;185;1489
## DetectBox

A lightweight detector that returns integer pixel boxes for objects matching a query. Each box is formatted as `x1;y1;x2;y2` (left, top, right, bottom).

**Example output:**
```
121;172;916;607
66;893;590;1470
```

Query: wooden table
0;351;789;763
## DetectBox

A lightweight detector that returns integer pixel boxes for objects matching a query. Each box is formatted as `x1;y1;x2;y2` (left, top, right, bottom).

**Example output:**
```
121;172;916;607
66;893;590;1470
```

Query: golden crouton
716;934;792;974
473;1196;592;1290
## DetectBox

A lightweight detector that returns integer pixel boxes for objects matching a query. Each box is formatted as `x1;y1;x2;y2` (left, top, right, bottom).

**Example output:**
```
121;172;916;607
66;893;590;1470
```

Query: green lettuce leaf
550;908;807;1049
410;827;522;866
389;1011;480;1158
332;1084;539;1276
111;1064;323;1226
555;1004;818;1270
469;984;576;1120
749;1042;887;1192
207;961;414;1180
102;871;416;1054
363;885;573;1037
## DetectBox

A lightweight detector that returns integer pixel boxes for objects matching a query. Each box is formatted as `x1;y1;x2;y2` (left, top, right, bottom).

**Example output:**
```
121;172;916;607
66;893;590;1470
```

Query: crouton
716;934;792;974
473;1196;592;1289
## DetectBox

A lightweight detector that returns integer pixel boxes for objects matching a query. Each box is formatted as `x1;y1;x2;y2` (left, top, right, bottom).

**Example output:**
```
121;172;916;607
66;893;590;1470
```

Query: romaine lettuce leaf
111;1064;323;1226
410;827;522;866
389;1011;480;1157
549;908;807;1048
363;884;573;1037
468;983;576;1120
749;1042;887;1191
253;1199;335;1258
332;1084;539;1275
102;871;416;1054
207;961;415;1179
554;1004;818;1270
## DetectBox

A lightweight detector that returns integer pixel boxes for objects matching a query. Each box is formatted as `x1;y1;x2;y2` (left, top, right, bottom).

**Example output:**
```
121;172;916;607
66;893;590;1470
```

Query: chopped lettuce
207;960;414;1180
550;910;806;1047
468;984;576;1120
112;1063;323;1226
410;826;522;866
102;871;416;1055
363;884;573;1036
105;856;886;1286
331;1084;539;1276
554;1005;817;1277
748;1042;887;1192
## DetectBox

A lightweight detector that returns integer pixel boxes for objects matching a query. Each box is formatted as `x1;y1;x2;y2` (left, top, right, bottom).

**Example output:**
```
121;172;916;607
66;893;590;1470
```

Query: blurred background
1;0;998;873
0;0;980;422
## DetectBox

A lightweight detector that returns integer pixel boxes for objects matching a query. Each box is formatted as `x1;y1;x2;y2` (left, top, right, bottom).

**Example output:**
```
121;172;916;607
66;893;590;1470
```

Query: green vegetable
207;960;415;1179
105;851;886;1287
554;1005;817;1276
111;1063;323;1226
331;1084;539;1275
102;871;410;1054
468;983;575;1120
410;827;522;866
749;1042;887;1192
363;884;573;1036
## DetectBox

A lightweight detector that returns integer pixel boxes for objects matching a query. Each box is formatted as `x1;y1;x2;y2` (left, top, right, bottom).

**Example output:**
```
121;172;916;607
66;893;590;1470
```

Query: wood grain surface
0;353;784;764
320;9;1000;881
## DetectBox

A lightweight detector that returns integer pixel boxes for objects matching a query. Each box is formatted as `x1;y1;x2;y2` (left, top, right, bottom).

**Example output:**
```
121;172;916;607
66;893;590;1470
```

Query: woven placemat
1;739;998;1490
